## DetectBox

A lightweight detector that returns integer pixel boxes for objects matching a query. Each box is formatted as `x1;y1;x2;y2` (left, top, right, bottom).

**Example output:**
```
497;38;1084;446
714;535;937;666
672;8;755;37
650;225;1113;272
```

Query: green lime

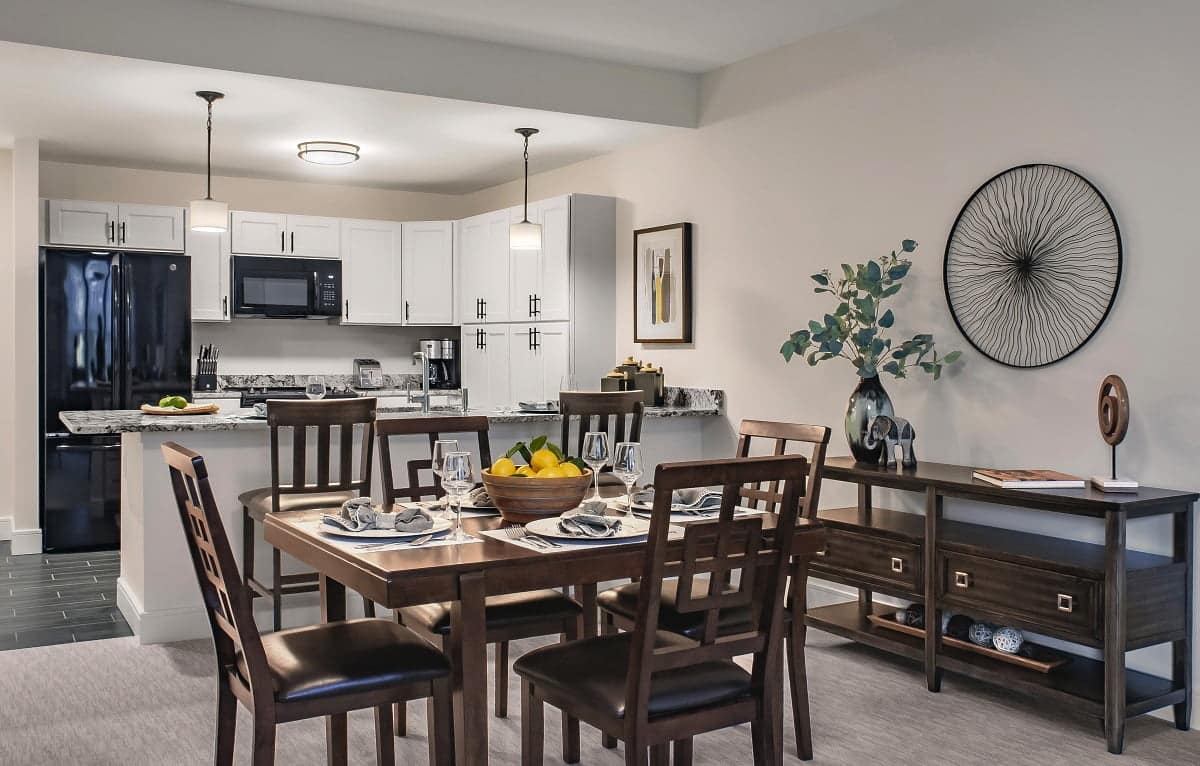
158;396;174;407
167;396;189;409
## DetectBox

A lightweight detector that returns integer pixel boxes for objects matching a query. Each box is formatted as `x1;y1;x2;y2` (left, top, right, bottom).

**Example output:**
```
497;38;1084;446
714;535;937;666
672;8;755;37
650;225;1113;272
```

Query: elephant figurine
864;415;917;468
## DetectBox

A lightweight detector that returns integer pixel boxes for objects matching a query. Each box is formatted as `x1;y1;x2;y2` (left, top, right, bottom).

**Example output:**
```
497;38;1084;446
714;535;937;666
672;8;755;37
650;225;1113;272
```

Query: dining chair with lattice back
239;397;377;632
596;419;830;759
373;415;586;761
559;391;645;491
162;441;453;766
515;454;813;766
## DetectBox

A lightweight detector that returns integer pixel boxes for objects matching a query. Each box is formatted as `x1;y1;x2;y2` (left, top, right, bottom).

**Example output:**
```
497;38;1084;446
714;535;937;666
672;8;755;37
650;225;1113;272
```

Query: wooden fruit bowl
480;469;594;523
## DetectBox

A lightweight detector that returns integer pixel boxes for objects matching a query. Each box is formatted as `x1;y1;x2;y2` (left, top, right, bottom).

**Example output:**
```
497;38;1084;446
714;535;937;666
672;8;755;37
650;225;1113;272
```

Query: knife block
194;373;218;392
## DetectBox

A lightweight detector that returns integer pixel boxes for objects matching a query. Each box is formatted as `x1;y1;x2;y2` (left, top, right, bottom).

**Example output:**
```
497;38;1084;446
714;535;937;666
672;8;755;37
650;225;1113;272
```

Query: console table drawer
811;529;921;595
940;552;1099;640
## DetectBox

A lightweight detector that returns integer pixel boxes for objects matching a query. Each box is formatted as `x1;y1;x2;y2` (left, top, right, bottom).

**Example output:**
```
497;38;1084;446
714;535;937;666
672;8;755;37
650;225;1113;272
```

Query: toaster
353;358;383;389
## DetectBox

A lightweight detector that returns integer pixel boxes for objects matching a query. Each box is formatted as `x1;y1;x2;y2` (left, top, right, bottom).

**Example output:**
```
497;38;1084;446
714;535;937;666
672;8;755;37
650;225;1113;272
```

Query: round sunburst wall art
943;164;1121;368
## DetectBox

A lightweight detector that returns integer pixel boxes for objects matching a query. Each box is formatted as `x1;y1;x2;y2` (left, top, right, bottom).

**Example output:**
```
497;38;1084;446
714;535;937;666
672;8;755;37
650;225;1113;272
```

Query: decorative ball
1016;643;1038;659
946;614;974;641
992;627;1024;654
894;609;908;626
904;604;926;630
967;621;995;648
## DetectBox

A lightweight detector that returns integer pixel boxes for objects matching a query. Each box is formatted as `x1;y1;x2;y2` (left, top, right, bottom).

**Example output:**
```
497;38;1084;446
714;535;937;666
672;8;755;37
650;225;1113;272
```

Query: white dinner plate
319;516;452;539
524;514;651;541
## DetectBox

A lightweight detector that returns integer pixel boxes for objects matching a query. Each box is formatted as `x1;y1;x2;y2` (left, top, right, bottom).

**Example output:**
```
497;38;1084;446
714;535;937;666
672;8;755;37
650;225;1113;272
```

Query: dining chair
162;441;453;766
239;397;378;631
559;391;645;490
373;415;586;760
515;454;812;766
596;419;830;759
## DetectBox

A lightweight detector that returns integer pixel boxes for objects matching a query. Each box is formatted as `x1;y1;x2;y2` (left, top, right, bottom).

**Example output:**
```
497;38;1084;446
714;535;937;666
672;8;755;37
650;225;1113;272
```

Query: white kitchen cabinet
341;219;403;325
230;212;340;258
230;211;287;255
460;325;511;412
119;204;186;251
188;229;231;322
508;322;570;404
457;210;511;323
287;215;341;258
402;221;454;325
507;195;570;322
46;199;119;247
46;200;186;252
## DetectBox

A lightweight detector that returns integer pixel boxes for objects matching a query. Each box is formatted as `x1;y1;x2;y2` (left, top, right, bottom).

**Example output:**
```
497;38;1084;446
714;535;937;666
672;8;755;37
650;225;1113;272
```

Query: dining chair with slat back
559;391;645;488
596;419;831;759
239;397;377;632
515;454;812;766
373;416;586;760
162;441;453;766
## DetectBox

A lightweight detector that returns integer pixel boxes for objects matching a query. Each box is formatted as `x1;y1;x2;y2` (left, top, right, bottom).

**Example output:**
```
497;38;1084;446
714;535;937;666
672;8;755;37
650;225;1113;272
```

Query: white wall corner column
10;138;40;555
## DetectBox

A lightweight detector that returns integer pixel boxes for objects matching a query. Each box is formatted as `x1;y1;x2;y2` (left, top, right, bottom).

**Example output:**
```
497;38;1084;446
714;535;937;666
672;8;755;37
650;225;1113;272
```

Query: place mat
299;520;482;553
478;522;685;554
628;505;768;521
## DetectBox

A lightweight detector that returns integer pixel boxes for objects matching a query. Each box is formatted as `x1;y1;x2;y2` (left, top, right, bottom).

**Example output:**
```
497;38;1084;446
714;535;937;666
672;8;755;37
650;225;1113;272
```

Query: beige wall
459;0;1200;696
0;149;13;536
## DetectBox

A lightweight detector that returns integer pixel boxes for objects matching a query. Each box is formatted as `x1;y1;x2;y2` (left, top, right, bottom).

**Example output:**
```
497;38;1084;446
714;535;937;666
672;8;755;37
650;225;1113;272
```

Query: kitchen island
59;389;722;643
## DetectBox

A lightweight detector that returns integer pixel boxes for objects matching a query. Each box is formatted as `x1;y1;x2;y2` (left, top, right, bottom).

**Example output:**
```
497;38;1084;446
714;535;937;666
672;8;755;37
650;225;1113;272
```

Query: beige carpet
0;620;1196;765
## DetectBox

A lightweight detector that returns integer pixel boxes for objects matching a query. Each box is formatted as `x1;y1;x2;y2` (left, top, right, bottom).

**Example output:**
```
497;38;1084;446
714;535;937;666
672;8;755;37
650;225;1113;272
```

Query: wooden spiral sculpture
1097;374;1129;482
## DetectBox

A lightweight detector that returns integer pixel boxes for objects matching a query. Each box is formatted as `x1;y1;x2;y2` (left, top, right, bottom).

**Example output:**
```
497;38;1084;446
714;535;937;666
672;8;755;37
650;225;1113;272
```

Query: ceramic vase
845;374;895;463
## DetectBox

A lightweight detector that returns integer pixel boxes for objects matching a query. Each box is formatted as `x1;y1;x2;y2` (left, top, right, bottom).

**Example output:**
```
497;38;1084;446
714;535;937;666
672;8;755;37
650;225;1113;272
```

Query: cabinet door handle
953;570;971;588
1057;594;1074;613
534;327;541;349
890;557;904;574
108;221;116;243
528;294;534;318
481;299;486;319
290;232;295;252
344;299;349;318
405;301;410;322
119;222;126;244
480;329;486;350
222;296;228;318
281;231;286;252
535;294;542;316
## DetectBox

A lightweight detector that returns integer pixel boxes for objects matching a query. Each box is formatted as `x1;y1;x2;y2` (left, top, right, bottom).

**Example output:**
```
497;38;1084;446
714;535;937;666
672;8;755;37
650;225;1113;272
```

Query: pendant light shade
510;127;542;251
189;91;228;233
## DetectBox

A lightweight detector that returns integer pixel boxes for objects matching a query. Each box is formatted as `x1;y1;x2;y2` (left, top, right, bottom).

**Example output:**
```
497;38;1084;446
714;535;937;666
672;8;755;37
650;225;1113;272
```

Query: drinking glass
581;431;610;503
430;439;459;518
441;451;474;543
305;376;326;400
612;442;644;516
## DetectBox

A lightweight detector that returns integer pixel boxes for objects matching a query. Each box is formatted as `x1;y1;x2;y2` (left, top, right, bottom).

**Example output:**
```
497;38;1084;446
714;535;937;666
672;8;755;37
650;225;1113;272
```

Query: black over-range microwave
232;255;342;318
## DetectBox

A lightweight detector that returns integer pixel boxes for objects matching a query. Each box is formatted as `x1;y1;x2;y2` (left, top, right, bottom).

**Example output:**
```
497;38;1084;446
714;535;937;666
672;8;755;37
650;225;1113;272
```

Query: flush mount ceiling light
189;91;229;233
510;128;542;251
297;141;360;165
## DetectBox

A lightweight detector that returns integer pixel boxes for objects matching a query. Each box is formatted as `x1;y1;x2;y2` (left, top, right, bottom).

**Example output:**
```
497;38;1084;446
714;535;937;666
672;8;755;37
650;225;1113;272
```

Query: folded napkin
466;486;493;507
323;497;433;533
631;487;723;511
558;513;623;538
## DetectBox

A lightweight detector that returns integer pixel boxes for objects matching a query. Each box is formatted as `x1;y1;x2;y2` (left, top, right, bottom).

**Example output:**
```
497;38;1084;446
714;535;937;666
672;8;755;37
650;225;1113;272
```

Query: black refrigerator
40;249;192;552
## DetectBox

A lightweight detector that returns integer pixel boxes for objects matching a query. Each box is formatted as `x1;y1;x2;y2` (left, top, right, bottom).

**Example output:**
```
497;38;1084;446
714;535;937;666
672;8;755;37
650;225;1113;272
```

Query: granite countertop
59;388;723;435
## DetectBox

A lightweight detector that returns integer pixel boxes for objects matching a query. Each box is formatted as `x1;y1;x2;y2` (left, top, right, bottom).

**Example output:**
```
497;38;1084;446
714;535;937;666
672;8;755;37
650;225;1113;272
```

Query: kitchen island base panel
115;418;709;644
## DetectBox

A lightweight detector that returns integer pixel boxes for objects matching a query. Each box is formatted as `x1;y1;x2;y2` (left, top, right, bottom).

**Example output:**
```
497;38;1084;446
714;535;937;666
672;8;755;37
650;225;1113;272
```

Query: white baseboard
0;517;12;542
9;527;43;556
117;577;210;644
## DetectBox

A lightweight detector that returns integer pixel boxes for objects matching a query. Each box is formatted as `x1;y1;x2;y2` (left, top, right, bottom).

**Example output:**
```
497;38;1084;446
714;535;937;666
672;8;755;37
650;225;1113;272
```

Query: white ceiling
0;42;675;194
224;0;909;72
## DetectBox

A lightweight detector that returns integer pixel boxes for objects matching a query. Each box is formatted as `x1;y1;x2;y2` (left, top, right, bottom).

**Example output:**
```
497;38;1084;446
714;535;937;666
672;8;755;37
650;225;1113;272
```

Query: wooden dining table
265;509;826;766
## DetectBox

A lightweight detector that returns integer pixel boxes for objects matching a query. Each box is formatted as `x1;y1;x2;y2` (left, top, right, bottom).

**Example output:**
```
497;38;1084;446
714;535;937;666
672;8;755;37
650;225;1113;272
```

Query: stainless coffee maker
419;338;459;389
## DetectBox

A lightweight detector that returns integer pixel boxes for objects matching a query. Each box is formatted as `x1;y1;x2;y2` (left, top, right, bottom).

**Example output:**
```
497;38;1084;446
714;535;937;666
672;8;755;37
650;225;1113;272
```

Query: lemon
515;465;537;478
536;466;566;479
490;457;517;477
559;462;583;477
530;448;560;472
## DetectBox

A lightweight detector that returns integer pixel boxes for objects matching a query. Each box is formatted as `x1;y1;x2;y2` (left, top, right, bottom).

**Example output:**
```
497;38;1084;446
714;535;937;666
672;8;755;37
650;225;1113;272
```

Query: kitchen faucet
409;350;432;414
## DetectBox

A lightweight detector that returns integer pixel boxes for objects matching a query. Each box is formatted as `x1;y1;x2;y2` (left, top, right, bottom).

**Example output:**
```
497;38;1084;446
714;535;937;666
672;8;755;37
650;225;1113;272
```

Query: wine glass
305;376;326;400
441;451;474;544
581;431;610;503
430;439;459;518
612;442;644;516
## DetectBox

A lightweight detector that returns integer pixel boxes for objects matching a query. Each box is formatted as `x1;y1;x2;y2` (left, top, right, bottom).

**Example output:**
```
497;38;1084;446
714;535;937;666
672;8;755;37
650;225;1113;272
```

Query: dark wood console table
805;457;1196;754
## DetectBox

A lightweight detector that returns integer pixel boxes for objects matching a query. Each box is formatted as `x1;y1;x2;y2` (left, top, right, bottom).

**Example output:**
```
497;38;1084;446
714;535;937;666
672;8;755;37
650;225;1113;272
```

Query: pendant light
510;128;542;250
189;91;229;233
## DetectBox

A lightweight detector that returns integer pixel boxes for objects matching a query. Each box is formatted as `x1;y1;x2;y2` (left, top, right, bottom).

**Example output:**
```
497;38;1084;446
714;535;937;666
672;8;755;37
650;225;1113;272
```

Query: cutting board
139;403;221;416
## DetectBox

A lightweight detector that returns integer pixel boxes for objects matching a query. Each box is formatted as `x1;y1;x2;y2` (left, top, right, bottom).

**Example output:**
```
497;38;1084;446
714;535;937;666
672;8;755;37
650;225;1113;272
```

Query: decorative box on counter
600;359;664;406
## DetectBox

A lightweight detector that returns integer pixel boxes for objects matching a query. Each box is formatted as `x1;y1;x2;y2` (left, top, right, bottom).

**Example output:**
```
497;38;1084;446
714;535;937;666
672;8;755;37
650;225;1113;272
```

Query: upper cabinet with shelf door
45;200;185;252
230;211;340;258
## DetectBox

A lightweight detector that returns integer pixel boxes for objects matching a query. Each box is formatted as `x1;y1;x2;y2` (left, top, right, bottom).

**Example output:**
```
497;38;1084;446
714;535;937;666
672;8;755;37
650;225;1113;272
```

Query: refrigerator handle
111;257;125;407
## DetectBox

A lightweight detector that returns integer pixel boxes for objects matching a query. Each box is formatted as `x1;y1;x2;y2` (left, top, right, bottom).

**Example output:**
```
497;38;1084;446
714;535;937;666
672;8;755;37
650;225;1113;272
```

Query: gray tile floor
0;541;131;650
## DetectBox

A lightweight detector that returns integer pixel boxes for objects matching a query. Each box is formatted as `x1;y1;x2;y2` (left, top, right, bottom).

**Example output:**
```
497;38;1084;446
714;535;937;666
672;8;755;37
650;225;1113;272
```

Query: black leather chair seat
239;487;357;522
597;579;761;640
514;632;751;719
246;618;451;703
402;589;582;636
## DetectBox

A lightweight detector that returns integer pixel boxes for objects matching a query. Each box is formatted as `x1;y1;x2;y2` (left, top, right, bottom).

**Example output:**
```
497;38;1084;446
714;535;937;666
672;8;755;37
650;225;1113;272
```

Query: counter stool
163;441;452;766
240;397;377;632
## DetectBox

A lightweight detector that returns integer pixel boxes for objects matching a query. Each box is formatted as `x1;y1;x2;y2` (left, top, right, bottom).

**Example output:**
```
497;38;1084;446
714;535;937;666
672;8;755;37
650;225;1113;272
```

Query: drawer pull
1057;594;1075;613
814;546;827;557
954;570;971;588
890;557;904;573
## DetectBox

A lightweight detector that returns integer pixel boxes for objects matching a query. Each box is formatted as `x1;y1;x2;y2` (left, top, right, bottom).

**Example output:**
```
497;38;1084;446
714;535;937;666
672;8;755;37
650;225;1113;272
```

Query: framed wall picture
634;222;692;343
